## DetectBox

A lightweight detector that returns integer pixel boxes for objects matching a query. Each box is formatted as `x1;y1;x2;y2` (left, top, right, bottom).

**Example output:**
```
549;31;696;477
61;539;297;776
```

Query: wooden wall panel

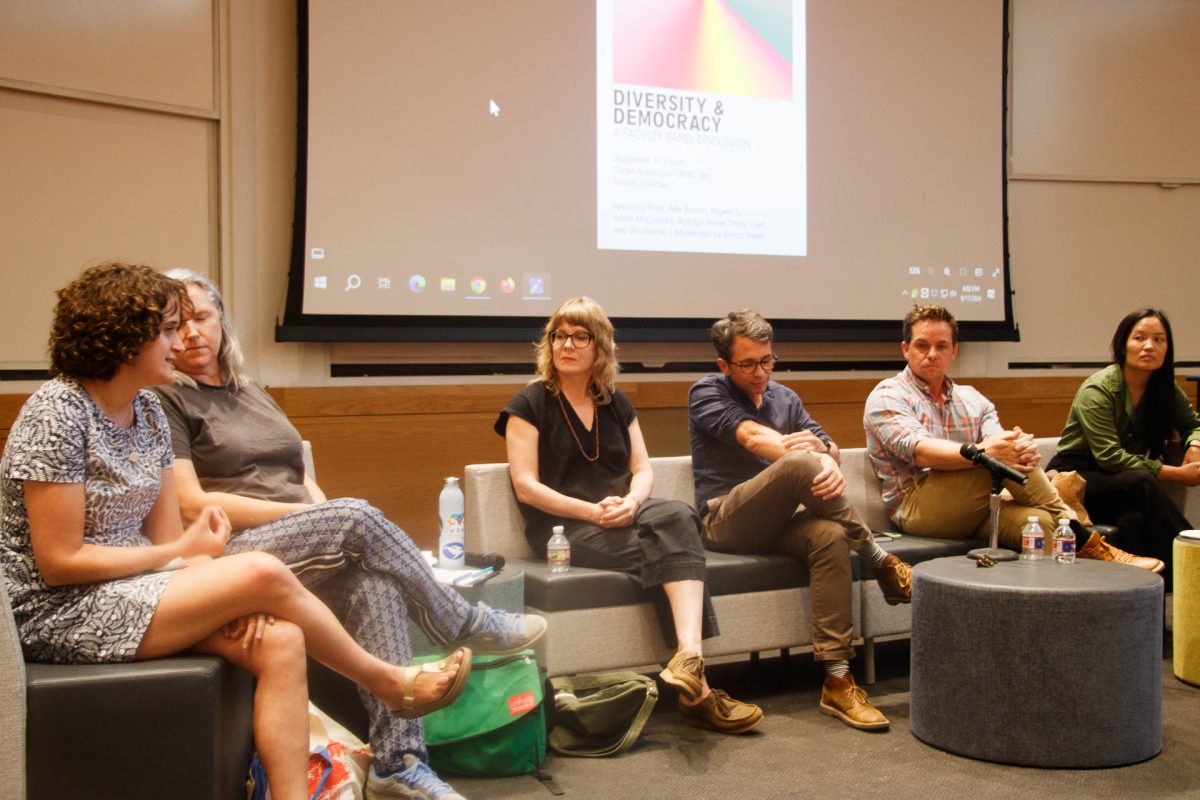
3;376;1190;552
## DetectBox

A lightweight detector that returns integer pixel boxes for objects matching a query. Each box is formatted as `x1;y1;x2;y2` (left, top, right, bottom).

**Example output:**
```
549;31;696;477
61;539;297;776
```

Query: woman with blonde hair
497;297;762;734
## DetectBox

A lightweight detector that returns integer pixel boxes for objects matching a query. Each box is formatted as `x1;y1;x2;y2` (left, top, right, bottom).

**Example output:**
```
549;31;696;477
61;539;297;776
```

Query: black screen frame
277;0;1018;345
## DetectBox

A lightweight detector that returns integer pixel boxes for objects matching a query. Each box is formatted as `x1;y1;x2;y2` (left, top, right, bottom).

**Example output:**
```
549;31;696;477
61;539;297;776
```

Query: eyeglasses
550;330;593;349
728;354;778;375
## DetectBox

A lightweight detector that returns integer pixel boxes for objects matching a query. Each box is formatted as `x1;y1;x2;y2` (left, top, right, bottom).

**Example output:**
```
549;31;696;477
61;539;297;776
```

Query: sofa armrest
0;577;26;799
465;463;534;558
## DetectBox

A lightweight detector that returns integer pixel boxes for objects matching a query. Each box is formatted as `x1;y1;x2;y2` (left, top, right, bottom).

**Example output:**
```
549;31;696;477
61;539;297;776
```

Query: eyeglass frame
549;329;594;349
726;354;779;375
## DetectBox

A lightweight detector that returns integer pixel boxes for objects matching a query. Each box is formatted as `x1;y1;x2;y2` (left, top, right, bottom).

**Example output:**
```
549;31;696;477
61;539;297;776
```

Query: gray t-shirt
154;381;311;504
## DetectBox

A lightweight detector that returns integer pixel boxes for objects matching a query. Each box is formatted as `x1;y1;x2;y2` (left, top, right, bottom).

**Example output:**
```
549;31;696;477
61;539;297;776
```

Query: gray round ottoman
910;556;1162;767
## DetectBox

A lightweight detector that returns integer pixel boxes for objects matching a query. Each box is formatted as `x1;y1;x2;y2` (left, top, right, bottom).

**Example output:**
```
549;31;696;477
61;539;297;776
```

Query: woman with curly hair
497;297;763;734
1049;307;1200;580
0;263;469;800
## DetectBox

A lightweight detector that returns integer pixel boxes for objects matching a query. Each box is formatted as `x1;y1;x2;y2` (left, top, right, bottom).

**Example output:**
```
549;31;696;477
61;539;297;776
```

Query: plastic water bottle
1054;517;1076;564
1020;516;1045;561
438;477;465;569
547;525;570;573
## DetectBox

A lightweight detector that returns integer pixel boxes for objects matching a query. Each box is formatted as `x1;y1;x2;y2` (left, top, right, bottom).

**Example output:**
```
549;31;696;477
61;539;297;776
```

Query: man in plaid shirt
863;304;1077;550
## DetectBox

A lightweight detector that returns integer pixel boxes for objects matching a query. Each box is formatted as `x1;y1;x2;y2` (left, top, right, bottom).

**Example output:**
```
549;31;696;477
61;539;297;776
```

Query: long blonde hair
535;297;619;404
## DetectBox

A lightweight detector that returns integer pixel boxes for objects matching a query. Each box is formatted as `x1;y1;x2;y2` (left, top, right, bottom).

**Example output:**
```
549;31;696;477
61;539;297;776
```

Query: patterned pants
224;498;474;771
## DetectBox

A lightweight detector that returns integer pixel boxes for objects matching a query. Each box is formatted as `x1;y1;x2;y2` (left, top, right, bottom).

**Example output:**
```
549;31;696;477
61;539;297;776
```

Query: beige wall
1;0;1198;393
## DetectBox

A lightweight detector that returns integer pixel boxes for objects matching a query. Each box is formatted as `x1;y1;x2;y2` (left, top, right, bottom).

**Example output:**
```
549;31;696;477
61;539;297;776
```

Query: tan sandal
391;647;473;719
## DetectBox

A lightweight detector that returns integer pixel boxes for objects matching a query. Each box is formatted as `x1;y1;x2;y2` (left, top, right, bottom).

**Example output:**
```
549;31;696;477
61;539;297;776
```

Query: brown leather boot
679;689;764;734
1077;531;1164;573
659;651;704;700
874;553;913;605
820;673;889;730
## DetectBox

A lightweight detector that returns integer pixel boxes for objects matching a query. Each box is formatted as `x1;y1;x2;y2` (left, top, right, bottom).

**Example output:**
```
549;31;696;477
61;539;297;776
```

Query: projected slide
291;0;1008;333
597;0;807;256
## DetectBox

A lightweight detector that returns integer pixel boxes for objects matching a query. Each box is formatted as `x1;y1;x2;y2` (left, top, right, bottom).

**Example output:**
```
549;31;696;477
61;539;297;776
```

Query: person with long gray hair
155;269;545;800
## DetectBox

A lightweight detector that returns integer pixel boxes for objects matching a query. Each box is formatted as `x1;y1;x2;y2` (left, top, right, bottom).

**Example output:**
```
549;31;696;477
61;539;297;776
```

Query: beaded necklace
557;390;600;462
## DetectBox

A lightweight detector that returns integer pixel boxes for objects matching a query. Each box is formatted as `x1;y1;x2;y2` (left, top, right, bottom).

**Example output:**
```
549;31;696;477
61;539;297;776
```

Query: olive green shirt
1056;364;1200;473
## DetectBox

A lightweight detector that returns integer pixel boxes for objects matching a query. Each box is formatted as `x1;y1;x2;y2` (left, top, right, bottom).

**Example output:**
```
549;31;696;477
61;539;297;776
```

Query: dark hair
1111;307;1176;458
711;309;773;362
50;262;188;381
902;304;958;344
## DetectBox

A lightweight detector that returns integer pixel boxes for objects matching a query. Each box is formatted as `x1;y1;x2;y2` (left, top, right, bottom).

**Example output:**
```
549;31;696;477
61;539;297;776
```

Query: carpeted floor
449;638;1200;800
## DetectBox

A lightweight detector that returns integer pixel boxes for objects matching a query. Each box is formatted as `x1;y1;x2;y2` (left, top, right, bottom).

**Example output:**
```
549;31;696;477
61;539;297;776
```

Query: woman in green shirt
1049;308;1200;579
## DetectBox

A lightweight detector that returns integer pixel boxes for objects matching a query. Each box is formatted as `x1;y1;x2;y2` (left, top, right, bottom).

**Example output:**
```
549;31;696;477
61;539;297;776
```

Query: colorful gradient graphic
613;0;793;100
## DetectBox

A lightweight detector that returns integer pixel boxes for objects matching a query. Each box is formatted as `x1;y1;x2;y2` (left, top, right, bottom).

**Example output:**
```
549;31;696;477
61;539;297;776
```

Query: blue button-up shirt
688;374;831;512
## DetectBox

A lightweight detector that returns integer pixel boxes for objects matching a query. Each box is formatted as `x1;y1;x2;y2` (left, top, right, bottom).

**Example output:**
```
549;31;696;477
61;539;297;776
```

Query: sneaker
459;604;547;655
1077;531;1164;573
367;756;465;800
659;650;704;700
873;553;913;605
679;689;763;734
820;673;889;731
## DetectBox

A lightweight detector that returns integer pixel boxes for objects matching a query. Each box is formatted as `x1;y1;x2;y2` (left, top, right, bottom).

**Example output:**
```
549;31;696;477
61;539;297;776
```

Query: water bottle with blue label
1020;516;1045;561
1053;517;1076;564
438;476;465;569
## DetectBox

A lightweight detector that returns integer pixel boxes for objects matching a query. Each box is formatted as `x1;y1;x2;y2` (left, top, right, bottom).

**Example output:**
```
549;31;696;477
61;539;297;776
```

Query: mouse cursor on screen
489;99;500;117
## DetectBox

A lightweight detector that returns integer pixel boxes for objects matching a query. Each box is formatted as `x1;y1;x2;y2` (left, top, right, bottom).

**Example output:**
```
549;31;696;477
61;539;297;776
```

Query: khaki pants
702;451;874;661
896;466;1071;549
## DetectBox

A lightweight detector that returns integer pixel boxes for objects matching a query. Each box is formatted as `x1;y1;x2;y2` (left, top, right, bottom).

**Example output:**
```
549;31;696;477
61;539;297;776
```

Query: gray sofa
465;448;982;681
464;438;1197;682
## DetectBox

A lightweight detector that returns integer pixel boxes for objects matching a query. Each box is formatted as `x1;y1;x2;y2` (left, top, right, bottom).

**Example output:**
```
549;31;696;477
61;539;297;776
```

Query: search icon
345;274;362;291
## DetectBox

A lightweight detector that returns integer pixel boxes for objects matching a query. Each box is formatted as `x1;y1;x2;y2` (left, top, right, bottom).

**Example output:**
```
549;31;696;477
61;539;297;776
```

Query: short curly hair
710;309;773;362
50;262;189;381
902;304;958;344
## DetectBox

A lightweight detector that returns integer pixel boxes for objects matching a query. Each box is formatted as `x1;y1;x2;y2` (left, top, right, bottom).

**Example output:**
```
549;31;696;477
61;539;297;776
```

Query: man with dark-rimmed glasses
688;309;912;731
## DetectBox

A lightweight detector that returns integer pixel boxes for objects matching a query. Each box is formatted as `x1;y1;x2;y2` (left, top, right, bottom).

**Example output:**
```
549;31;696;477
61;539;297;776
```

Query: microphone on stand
960;443;1028;485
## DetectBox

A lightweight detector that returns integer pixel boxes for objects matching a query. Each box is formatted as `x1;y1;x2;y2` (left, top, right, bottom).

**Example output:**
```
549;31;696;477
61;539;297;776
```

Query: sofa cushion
521;544;867;613
25;657;254;800
878;535;986;565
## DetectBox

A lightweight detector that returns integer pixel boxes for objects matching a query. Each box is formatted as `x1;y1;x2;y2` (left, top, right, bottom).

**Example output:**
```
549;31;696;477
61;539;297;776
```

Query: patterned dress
0;378;175;664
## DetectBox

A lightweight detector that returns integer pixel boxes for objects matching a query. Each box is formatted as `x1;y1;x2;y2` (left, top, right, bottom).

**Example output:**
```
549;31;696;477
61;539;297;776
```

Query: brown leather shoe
679;689;763;734
1077;531;1164;573
660;651;704;700
820;673;889;731
874;553;913;605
